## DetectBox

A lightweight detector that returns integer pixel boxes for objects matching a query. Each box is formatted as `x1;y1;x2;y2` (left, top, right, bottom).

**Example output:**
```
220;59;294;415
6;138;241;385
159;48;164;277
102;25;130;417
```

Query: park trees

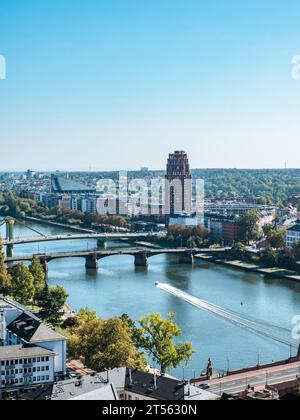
62;311;147;372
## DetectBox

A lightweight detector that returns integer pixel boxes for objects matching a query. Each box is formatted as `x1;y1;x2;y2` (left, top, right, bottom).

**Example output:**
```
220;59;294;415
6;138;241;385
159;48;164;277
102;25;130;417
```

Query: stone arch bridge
5;247;230;274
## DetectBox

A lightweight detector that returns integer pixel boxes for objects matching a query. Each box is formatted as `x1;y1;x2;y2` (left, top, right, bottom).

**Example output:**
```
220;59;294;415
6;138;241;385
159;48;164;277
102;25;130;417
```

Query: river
1;219;300;379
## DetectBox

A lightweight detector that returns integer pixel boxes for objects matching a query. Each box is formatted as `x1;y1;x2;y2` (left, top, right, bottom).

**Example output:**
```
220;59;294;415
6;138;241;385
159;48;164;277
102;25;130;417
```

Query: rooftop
287;221;300;232
7;313;65;344
51;175;95;193
0;344;55;360
125;369;218;401
21;374;119;401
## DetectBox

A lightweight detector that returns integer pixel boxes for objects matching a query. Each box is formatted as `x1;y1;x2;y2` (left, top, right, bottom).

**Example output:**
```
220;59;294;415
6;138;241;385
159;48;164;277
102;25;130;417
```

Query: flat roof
0;344;55;360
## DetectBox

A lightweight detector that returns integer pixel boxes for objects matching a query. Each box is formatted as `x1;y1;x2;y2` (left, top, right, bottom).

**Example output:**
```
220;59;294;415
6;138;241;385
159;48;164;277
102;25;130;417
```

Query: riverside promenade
196;255;300;283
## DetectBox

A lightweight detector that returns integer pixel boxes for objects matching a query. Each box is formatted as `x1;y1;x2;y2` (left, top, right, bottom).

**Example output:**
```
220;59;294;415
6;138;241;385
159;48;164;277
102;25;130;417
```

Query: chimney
129;369;133;386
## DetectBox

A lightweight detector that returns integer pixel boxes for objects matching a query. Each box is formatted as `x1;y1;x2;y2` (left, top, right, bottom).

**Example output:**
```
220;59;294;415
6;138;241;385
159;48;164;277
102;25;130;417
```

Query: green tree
9;263;35;305
37;285;68;326
267;229;286;250
239;210;261;244
136;312;195;375
62;313;146;371
29;257;46;298
89;318;147;371
230;242;246;260
261;246;277;267
0;238;12;295
293;242;300;261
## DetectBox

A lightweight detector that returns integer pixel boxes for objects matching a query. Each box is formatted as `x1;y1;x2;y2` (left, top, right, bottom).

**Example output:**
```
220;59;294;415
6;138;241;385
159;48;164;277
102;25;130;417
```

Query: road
196;361;300;395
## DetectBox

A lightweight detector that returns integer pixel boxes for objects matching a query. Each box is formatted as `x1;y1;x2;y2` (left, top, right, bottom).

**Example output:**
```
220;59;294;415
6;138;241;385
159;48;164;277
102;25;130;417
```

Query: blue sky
0;0;300;171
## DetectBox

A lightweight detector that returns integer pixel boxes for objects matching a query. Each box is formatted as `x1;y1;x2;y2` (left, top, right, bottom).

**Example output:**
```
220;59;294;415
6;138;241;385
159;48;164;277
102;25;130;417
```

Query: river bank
195;254;300;283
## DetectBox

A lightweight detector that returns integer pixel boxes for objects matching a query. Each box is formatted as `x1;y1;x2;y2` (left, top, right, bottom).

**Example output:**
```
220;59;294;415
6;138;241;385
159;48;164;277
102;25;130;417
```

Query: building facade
286;221;300;250
0;296;67;396
165;151;192;216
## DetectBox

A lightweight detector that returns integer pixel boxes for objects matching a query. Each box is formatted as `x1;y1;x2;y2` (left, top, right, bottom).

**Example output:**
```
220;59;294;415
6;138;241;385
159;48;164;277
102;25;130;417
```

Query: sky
0;0;300;171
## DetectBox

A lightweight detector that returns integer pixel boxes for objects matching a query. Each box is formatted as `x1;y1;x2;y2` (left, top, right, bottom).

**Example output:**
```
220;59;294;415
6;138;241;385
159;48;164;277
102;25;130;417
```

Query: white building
0;296;66;395
286;221;300;250
0;345;55;390
169;212;203;228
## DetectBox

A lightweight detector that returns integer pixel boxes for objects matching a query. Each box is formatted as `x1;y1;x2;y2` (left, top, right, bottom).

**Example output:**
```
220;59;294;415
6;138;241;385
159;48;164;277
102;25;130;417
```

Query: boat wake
156;283;298;349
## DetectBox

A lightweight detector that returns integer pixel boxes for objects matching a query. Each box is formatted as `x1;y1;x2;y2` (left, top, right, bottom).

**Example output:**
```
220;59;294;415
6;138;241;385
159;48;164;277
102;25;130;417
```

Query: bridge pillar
6;218;15;258
85;255;99;271
178;252;194;265
134;253;148;268
97;239;107;249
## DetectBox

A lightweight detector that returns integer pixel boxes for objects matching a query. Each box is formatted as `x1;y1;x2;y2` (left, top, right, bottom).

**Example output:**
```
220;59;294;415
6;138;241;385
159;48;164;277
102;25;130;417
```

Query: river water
1;219;300;378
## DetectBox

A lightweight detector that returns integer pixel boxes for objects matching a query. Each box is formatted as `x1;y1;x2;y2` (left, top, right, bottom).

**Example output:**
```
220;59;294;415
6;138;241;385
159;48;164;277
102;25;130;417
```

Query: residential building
286;220;300;250
0;344;55;391
0;296;66;397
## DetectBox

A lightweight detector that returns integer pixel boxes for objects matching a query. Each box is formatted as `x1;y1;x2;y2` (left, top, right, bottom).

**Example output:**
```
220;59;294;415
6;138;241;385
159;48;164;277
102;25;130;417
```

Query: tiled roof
7;313;65;344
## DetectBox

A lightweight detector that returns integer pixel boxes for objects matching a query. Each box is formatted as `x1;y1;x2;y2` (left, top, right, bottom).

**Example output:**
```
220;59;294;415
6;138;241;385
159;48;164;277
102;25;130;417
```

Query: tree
230;242;246;260
267;229;286;250
293;242;300;261
37;285;68;326
136;313;195;375
261;246;277;267
239;210;261;244
29;257;46;299
62;312;146;371
9;263;35;305
263;224;274;237
0;238;11;295
89;318;147;371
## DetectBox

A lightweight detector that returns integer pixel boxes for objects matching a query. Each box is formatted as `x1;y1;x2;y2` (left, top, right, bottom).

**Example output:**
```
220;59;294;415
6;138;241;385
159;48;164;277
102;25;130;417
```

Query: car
198;383;210;390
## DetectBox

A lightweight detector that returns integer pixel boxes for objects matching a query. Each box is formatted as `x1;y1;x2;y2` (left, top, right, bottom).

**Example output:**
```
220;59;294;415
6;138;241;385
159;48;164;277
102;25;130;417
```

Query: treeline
0;192;48;219
230;238;300;270
61;311;194;375
68;168;300;208
0;240;68;326
0;192;128;230
155;225;211;248
49;207;128;230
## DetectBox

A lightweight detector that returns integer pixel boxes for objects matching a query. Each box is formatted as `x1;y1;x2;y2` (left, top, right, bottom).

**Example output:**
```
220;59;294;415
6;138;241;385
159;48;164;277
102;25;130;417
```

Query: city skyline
0;0;300;171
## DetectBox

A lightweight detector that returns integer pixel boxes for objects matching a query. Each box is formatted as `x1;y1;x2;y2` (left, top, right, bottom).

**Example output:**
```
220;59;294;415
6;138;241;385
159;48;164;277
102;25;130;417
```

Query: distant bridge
2;232;163;247
0;217;165;257
5;247;230;273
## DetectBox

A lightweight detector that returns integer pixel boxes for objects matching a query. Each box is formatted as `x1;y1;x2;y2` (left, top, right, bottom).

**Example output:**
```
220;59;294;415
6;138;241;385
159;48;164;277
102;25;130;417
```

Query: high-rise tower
165;151;192;216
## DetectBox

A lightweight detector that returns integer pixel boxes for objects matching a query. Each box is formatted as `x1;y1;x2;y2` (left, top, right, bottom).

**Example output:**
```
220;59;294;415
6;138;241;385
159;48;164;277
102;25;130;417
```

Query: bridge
0;217;163;257
5;247;230;273
2;232;163;246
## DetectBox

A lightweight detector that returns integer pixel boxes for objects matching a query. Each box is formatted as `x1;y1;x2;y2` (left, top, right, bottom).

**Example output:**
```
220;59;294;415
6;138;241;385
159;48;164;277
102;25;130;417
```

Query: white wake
156;283;298;349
